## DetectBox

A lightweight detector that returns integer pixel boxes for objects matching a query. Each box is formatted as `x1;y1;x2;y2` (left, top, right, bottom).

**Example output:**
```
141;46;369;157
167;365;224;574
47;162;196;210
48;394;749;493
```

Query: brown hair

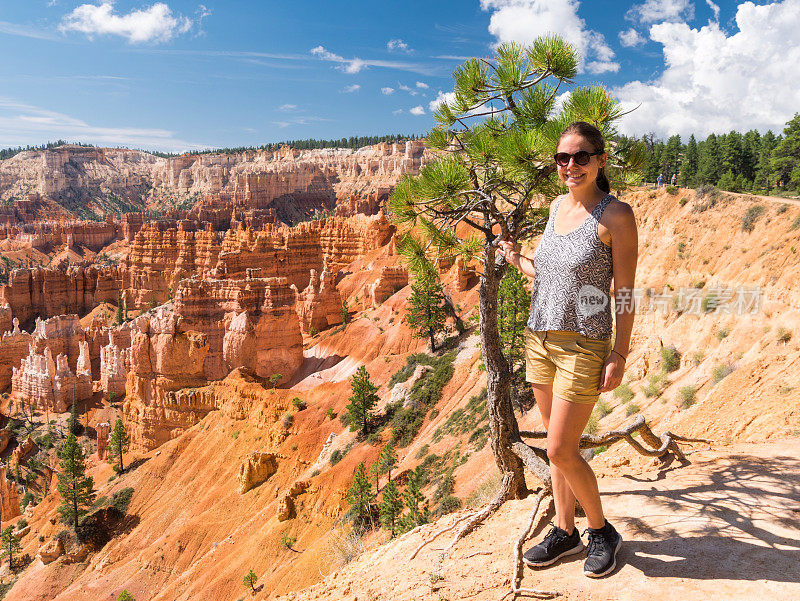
558;121;610;193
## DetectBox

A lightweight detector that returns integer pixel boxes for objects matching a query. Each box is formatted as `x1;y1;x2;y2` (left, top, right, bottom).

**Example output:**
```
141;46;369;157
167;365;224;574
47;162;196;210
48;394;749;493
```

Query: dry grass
327;524;365;567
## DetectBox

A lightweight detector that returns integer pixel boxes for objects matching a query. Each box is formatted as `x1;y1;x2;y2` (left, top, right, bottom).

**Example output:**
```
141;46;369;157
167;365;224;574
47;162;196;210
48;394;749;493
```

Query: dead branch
500;489;559;600
519;415;709;463
409;511;475;560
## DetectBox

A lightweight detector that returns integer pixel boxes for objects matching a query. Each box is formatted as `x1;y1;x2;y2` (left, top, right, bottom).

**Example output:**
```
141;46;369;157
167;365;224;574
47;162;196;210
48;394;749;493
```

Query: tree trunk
480;245;529;501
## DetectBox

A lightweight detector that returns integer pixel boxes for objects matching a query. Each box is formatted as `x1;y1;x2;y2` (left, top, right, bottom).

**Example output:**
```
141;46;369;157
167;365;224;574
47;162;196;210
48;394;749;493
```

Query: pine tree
379;479;403;537
369;440;398;494
56;433;96;533
678;134;698;186
107;418;131;473
402;465;427;528
115;290;124;325
1;525;21;569
340;299;350;325
696;133;722;184
344;366;379;436
662;134;682;180
405;270;448;352
68;389;82;436
242;569;258;595
346;461;375;530
498;267;530;379
754;130;777;191
771;113;800;191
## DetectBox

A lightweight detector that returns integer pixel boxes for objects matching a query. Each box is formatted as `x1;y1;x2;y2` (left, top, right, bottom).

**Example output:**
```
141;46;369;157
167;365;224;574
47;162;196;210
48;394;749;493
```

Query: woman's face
556;133;607;191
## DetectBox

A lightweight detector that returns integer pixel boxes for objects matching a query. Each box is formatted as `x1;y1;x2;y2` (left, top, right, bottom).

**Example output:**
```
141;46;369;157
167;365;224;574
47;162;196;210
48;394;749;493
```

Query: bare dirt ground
275;439;800;601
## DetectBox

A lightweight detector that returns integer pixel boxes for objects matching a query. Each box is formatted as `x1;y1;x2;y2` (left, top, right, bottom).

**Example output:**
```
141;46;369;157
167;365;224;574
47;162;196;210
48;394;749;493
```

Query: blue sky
1;0;798;152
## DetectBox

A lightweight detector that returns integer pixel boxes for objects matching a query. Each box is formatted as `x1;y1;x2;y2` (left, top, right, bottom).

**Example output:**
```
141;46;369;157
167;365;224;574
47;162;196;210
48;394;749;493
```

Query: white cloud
0;96;207;152
381;87;395;95
387;38;412;53
428;90;456;112
619;27;646;47
392;109;403;115
479;0;619;74
310;45;434;75
705;0;720;21
625;0;695;23
614;0;800;139
409;105;425;116
278;104;297;111
342;84;361;93
416;81;429;89
60;2;193;44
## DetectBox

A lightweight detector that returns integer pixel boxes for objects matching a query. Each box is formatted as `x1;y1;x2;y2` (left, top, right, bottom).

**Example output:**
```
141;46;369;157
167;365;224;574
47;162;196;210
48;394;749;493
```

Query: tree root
519;414;710;462
410;472;512;561
500;489;559;600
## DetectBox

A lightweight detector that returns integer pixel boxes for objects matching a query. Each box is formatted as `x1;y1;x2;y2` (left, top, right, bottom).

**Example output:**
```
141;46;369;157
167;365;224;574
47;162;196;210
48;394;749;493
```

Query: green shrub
701;292;719;313
692;350;705;366
660;345;681;372
741;204;765;232
712;363;736;383
625;403;640;416
279;532;297;549
593;445;608;455
584;412;598;435
16;518;28;530
281;412;293;428
716;327;730;340
790;215;800;231
415;444;430;459
326;408;335;420
643;373;666;397
330;450;343;465
679;197;688;206
612;384;634;404
595;398;612;418
110;488;135;514
678;385;696;409
777;327;792;343
665;185;678;195
291;397;307;410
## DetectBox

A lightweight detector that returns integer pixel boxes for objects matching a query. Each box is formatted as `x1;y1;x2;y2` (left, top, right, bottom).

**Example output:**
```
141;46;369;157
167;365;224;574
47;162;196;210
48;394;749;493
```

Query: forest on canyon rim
0;38;797;601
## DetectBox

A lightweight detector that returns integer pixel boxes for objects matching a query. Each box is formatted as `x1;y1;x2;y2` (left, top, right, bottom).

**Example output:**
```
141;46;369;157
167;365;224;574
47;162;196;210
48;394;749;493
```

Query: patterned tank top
526;193;615;340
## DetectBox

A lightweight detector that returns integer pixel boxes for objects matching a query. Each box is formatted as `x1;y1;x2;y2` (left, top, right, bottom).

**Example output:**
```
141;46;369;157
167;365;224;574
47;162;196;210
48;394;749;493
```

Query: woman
497;121;638;578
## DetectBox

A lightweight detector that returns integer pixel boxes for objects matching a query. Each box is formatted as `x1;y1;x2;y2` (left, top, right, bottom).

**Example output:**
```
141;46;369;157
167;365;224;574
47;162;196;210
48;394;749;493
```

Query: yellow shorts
524;328;613;405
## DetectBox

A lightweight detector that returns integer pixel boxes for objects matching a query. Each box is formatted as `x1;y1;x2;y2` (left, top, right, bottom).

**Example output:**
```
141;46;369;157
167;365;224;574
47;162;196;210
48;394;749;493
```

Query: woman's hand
497;239;518;267
597;353;625;393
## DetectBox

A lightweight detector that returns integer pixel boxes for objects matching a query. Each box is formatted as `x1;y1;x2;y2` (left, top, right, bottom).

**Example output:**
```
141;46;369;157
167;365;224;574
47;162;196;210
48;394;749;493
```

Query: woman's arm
497;240;535;278
608;202;639;358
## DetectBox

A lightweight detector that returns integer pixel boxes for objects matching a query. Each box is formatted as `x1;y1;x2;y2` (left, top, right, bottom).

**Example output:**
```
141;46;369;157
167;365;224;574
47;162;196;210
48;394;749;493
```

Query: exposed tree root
500;489;559;600
519;414;710;462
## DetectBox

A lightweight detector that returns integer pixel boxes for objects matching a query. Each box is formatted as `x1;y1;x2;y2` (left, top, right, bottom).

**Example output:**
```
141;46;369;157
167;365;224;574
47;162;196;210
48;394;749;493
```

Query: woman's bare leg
531;384;578;534
546;395;605;530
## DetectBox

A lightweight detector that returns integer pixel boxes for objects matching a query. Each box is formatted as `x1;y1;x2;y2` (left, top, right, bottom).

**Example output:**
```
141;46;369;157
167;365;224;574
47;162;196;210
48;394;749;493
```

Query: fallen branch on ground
500;489;558;600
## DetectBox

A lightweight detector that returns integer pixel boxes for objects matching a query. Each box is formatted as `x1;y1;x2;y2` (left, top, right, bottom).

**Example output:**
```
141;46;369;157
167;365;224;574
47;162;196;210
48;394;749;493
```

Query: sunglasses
553;150;603;167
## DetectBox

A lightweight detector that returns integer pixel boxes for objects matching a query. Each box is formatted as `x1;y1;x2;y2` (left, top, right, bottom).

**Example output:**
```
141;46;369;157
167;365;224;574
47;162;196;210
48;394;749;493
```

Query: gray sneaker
583;520;622;577
523;524;585;567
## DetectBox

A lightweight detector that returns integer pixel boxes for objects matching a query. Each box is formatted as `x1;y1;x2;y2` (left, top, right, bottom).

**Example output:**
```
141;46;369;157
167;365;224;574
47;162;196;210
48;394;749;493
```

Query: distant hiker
498;121;638;578
670;173;677;186
657;173;664;187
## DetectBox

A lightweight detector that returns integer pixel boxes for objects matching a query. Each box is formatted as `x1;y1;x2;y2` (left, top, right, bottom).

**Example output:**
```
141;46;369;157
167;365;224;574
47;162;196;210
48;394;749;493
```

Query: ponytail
596;167;610;193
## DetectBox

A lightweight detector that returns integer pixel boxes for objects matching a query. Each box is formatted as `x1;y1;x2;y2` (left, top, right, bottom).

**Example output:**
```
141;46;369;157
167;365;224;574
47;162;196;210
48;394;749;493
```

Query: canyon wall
0;142;431;220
